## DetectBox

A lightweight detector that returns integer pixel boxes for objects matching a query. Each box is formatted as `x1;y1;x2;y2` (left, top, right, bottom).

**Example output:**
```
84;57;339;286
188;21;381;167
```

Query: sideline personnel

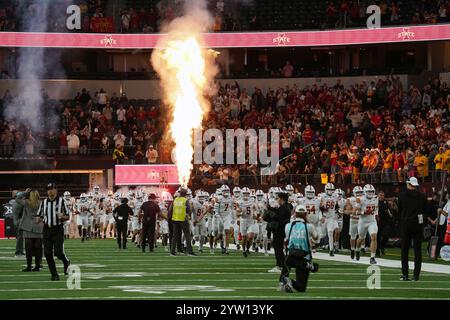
281;205;319;293
140;193;165;252
113;197;133;249
397;177;427;281
168;189;196;256
36;183;71;281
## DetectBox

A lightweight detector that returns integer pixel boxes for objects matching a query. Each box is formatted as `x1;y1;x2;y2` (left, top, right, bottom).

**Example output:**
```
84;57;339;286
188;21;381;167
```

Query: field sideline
0;239;449;300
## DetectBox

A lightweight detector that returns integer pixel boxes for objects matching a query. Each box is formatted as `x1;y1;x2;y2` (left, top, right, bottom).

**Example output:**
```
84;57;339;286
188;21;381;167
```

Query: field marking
1;286;449;293
8;295;450;300
1;278;450;284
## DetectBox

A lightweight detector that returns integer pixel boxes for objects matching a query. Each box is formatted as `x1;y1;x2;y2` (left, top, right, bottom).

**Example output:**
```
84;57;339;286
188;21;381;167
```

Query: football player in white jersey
255;189;269;255
319;183;339;256
345;186;364;260
285;185;297;206
232;187;242;250
63;191;75;239
158;199;170;251
131;191;144;248
355;184;379;264
236;187;257;257
334;188;346;250
191;191;209;253
100;190;114;238
212;185;233;254
75;193;92;242
298;185;322;252
92;185;102;201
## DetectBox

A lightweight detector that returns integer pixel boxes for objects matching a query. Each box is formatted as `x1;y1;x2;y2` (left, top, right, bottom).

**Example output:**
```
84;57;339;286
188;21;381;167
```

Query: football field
0;239;449;300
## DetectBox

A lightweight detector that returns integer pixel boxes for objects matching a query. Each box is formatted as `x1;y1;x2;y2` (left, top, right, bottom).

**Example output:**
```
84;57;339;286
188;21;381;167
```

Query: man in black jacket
113;197;133;249
397;177;427;281
267;192;292;280
376;191;392;257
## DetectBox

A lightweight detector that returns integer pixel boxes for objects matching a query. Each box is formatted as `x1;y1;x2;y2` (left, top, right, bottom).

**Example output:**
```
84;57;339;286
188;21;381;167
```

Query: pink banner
0;24;448;49
115;165;179;186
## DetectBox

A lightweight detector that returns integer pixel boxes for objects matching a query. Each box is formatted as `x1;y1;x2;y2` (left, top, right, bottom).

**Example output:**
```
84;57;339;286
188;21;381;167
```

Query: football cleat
329;250;334;257
243;251;248;258
355;251;360;261
350;250;355;260
370;257;377;265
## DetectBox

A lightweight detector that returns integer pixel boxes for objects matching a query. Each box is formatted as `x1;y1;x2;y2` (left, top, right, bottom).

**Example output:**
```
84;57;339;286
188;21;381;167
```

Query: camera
306;261;319;273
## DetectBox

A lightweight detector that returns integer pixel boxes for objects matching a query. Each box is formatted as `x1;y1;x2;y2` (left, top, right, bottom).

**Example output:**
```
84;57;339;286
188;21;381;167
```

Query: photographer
280;205;318;293
16;189;43;272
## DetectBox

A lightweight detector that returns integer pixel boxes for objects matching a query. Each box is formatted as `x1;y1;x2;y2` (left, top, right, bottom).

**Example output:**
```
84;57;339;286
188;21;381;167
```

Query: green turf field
0;239;449;300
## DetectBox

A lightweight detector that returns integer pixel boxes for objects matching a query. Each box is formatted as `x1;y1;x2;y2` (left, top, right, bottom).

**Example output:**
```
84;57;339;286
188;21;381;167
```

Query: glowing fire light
152;36;212;188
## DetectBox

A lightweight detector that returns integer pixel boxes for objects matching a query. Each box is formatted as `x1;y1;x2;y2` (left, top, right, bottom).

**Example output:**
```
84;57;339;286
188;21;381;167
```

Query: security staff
113;197;133;249
397;177;427;281
266;192;292;276
281;205;318;293
168;189;196;256
140;194;164;252
36;183;71;281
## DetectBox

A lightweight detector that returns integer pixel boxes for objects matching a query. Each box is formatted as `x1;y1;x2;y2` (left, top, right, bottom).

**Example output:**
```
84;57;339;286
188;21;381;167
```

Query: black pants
169;220;183;252
15;228;24;255
400;223;422;278
376;224;388;254
281;258;311;292
142;221;156;252
116;223;128;248
273;230;286;268
171;221;193;254
43;225;69;276
25;238;42;268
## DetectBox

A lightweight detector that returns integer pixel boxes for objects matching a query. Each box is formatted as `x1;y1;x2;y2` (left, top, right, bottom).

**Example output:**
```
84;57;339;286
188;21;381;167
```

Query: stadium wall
0;75;409;99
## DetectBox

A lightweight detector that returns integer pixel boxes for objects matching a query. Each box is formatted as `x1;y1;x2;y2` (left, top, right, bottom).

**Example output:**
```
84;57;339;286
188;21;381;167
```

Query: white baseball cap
406;177;419;187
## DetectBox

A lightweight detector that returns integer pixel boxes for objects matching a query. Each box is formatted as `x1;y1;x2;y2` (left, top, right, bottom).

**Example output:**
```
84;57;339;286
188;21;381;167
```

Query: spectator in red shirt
302;124;314;145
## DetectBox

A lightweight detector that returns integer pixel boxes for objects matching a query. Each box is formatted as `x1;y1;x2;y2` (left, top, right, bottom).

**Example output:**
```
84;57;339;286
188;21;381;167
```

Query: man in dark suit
140;194;165;252
397;177;427;281
113;197;133;249
266;192;292;279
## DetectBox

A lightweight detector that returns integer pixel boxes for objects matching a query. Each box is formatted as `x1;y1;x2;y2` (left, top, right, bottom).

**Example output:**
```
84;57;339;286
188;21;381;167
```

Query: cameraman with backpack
280;205;319;293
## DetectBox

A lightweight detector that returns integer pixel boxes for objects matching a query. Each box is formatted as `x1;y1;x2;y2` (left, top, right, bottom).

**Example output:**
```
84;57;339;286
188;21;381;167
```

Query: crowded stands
1;75;449;185
1;0;449;32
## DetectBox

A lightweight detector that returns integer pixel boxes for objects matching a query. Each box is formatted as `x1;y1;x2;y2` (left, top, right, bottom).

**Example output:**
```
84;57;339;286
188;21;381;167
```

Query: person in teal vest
168;188;196;256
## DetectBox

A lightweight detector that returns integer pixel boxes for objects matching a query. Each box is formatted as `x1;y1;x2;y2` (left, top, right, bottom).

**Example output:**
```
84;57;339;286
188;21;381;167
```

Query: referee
36;183;71;281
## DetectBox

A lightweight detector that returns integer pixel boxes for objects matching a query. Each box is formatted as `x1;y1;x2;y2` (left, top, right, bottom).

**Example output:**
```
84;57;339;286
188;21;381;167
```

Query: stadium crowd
0;0;449;32
0;75;449;186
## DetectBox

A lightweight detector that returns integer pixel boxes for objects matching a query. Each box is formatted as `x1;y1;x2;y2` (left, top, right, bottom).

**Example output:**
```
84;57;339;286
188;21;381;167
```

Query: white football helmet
80;193;87;202
63;191;71;201
136;191;143;200
334;188;344;199
241;187;251;200
221;185;230;197
87;192;94;200
216;188;223;197
353;186;364;197
363;184;376;198
127;190;135;199
256;189;265;201
233;187;242;198
285;184;294;195
325;183;335;196
107;190;114;198
93;185;100;194
113;192;120;201
305;185;315;199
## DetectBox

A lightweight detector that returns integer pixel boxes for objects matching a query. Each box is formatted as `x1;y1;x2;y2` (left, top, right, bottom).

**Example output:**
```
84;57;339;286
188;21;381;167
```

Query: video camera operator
280;205;319;293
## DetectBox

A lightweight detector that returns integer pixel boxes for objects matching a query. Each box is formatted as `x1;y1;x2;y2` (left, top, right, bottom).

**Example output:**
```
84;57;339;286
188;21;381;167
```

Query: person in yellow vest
382;148;394;183
413;150;428;180
168;189;196;256
434;147;445;182
112;144;128;164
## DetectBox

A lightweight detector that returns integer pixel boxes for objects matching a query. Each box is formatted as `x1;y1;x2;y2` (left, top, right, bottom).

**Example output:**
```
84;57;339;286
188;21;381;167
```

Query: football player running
232;187;242;250
131;191;144;248
236;187;257;257
319;183;339;256
356;184;379;264
63;191;75;239
191;191;210;253
213;186;234;254
75;193;92;242
298;185;322;252
334;188;346;251
345;186;364;260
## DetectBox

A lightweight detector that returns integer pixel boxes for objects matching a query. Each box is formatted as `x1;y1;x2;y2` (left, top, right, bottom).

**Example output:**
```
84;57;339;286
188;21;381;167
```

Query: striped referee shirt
37;196;68;227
